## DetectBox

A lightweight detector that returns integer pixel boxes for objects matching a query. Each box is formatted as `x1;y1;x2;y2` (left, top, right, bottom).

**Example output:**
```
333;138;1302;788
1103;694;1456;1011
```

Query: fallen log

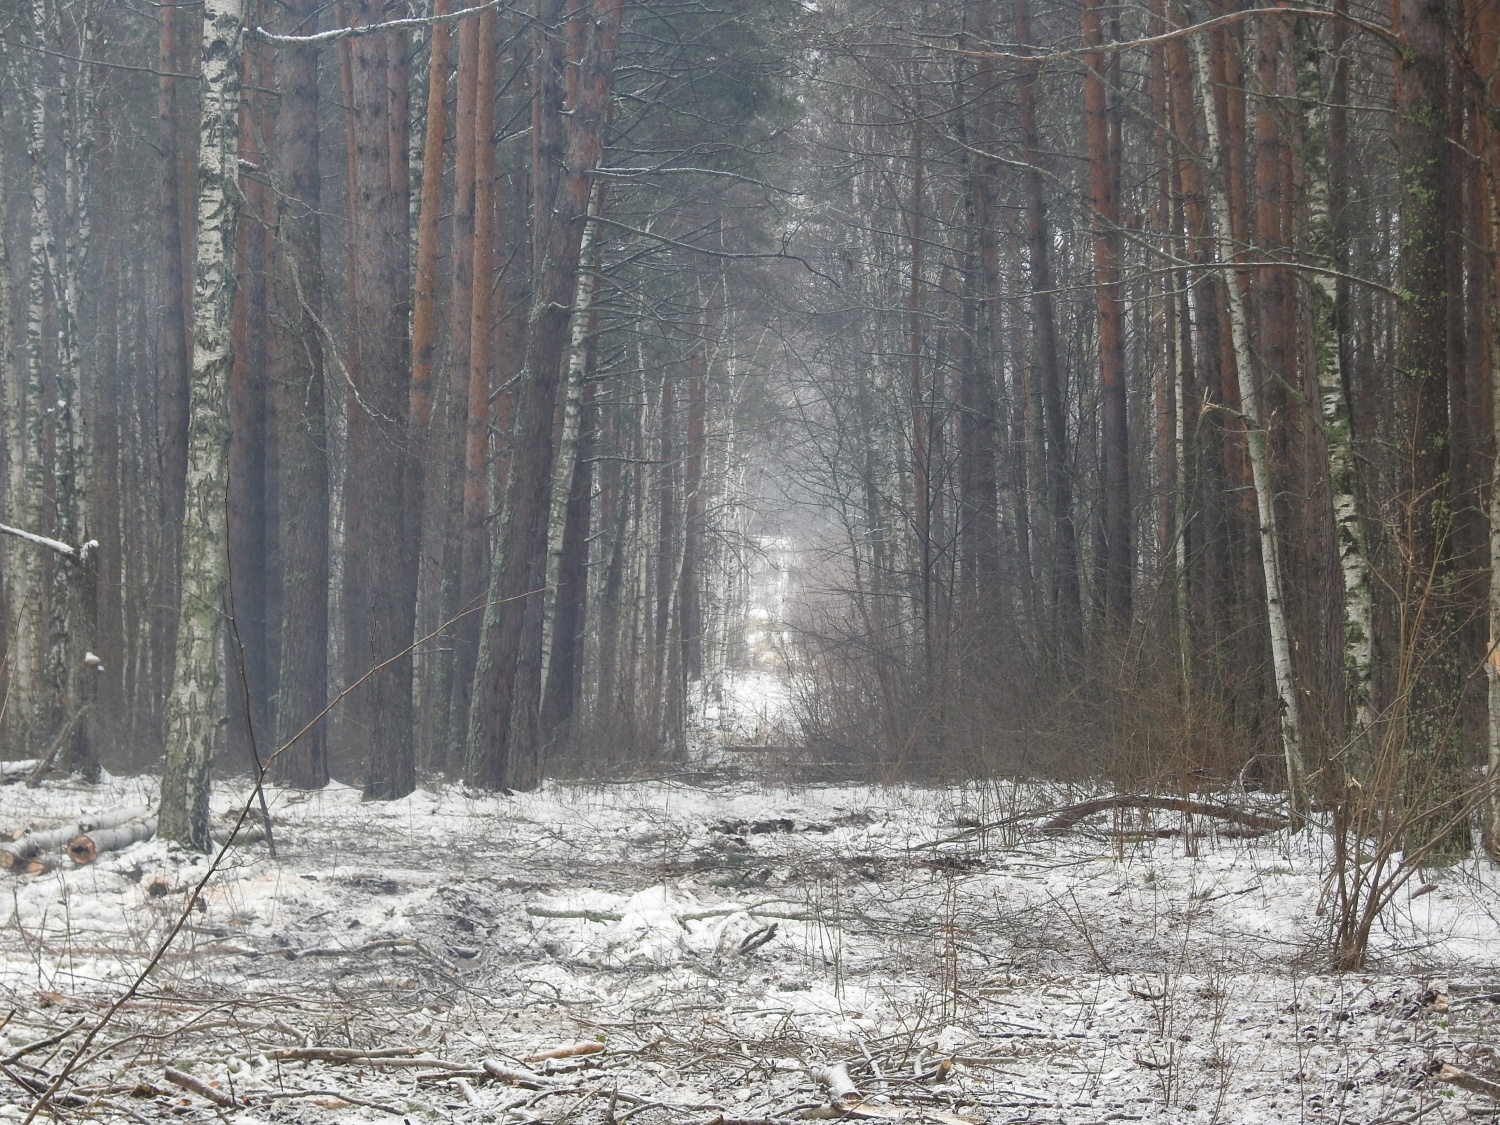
1040;795;1289;835
164;1065;243;1108
0;759;39;782
69;819;155;865
267;1046;427;1063
482;1059;560;1088
2;805;152;869
809;1063;859;1104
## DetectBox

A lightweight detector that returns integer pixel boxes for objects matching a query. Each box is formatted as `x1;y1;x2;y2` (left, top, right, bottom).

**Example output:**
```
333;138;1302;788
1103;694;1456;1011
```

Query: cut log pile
1;805;155;873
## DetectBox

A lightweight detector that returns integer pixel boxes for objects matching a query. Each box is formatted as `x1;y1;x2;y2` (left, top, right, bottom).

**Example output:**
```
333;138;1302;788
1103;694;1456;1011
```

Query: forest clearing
2;748;1499;1124
9;0;1500;1118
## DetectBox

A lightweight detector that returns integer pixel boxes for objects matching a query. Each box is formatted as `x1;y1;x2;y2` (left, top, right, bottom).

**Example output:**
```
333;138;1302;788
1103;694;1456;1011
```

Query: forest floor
1;754;1499;1124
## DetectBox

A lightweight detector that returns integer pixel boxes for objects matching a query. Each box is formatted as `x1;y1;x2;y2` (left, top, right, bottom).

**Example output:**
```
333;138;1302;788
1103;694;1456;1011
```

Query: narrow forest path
2;775;1498;1123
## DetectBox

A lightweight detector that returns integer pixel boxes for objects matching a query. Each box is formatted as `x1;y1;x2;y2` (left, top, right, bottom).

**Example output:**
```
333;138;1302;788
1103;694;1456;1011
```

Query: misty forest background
3;0;1500;858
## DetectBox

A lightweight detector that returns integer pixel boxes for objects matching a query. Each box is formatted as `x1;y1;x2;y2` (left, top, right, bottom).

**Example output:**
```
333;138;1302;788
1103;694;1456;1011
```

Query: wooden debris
266;1045;466;1070
69;819;155;864
0;1018;84;1065
2;805;152;869
164;1065;242;1108
810;1063;859;1103
482;1059;561;1088
261;1087;408;1114
1040;796;1288;835
839;1104;981;1125
1433;1062;1500;1099
526;1040;605;1062
739;922;778;955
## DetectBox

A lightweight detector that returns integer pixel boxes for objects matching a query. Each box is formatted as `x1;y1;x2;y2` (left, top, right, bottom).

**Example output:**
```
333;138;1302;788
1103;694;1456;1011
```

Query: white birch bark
1172;296;1190;686
13;5;58;741
158;0;245;851
1311;275;1374;738
1191;35;1307;817
1296;27;1374;749
0;87;26;740
46;28;91;744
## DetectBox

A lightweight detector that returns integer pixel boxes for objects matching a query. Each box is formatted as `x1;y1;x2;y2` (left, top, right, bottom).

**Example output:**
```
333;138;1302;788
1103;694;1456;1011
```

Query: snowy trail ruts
1;775;1498;1124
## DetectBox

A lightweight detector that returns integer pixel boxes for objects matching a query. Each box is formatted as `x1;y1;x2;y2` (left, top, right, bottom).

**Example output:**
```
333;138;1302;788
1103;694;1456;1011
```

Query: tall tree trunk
456;3;500;760
226;33;273;771
1191;33;1307;817
344;1;416;800
156;0;193;746
680;314;709;684
409;0;451;771
159;0;245;850
438;5;481;769
1303;0;1374;748
1392;0;1465;852
272;0;329;788
1083;0;1130;628
467;0;626;789
1015;0;1082;662
541;201;603;741
1475;0;1500;857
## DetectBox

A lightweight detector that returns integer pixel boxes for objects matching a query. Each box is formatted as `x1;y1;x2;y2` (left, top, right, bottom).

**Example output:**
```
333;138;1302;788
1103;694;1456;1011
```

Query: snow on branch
0;522;96;560
252;0;508;47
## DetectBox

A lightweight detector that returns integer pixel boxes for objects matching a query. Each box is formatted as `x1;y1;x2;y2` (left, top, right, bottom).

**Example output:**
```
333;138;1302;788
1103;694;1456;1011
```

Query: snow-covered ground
1;773;1497;1123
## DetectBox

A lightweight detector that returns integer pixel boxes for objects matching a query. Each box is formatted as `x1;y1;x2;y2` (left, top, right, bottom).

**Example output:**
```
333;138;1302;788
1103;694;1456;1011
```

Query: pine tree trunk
271;0;329;789
466;0;625;789
1015;0;1082;662
1083;0;1130;628
1392;0;1466;854
226;38;273;771
344;0;416;800
439;6;481;768
408;0;451;771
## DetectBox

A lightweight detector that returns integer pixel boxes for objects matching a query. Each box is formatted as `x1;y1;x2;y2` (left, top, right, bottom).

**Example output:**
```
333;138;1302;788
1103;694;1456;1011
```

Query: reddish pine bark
1083;0;1130;626
466;0;626;789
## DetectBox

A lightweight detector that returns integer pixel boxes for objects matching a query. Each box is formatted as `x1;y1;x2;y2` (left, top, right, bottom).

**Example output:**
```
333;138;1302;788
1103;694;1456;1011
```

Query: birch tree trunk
1301;5;1373;745
1191;34;1307;818
159;0;244;851
0;93;19;743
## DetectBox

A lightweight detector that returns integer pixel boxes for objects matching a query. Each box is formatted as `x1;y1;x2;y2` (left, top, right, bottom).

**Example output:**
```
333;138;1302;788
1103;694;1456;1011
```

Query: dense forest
2;0;1499;866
